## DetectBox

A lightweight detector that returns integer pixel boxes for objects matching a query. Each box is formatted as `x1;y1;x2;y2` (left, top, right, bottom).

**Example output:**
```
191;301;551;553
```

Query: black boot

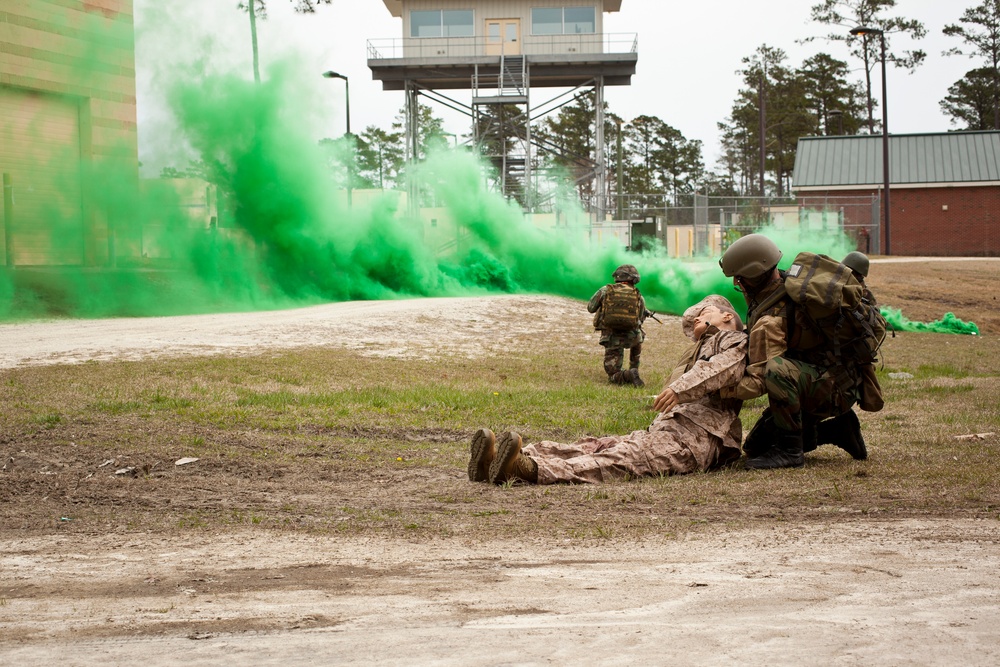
802;417;818;454
816;410;868;460
743;409;778;458
628;368;645;387
745;429;805;470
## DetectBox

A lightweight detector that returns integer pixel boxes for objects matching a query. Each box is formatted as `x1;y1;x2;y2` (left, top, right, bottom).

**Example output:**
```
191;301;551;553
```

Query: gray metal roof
792;131;1000;189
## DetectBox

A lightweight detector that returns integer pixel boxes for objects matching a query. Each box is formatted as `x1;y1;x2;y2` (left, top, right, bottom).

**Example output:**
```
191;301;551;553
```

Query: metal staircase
473;55;531;206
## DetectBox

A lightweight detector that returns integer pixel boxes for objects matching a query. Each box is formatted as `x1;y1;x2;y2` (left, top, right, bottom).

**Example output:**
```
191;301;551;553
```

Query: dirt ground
2;261;999;665
3;520;998;665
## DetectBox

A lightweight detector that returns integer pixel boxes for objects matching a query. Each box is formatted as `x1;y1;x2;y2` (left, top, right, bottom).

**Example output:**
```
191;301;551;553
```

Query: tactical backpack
782;251;888;366
752;252;888;411
600;282;642;330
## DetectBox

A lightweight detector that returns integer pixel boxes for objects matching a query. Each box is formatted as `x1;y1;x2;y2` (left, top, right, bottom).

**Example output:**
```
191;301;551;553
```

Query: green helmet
842;251;870;278
719;234;782;279
612;264;640;284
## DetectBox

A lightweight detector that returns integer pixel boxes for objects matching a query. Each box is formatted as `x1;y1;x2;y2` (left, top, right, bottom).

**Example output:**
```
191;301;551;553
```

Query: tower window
531;7;596;35
410;9;474;38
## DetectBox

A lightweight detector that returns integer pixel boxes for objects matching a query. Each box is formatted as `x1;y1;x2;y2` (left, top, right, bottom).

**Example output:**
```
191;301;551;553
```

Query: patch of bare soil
2;521;998;665
868;258;1000;333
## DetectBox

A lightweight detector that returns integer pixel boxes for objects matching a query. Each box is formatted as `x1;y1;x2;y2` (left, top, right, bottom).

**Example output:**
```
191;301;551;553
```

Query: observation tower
367;1;637;220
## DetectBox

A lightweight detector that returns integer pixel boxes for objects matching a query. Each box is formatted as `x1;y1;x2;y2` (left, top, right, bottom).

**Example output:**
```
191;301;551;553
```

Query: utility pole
248;0;260;84
758;73;766;197
616;118;624;220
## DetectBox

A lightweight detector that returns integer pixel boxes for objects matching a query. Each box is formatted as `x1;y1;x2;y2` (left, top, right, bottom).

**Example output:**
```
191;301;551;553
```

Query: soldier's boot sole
745;451;805;469
468;428;496;482
489;431;524;485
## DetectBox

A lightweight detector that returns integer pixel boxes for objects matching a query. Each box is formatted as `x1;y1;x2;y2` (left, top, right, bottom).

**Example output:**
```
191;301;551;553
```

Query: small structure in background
793;131;1000;257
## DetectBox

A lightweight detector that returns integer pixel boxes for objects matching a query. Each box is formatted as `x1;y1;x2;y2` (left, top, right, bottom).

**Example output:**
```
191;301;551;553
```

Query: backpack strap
748;282;788;327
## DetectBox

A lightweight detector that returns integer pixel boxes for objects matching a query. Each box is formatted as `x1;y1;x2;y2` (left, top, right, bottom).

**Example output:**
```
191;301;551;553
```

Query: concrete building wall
0;0;138;266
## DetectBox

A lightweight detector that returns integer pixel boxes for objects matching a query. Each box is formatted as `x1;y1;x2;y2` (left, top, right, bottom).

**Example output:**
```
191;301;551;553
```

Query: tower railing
367;33;638;60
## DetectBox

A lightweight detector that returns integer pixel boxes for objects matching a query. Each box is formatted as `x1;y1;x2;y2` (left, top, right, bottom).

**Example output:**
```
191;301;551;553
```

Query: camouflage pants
522;415;707;484
763;356;859;432
603;341;642;383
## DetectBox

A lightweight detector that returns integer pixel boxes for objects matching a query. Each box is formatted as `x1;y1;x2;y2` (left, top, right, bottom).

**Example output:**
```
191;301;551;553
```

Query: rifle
645;310;663;325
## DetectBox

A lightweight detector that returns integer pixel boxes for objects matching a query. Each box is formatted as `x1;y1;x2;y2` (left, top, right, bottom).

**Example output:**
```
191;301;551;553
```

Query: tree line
194;0;1000;202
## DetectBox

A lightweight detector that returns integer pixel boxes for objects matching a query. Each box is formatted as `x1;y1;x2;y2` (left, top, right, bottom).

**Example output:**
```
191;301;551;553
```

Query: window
531;7;596;35
564;7;596;34
531;8;562;35
443;10;474;37
410;9;474;38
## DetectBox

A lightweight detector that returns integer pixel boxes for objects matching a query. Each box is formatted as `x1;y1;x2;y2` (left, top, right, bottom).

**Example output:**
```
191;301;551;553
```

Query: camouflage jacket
723;277;789;401
722;275;855;401
587;283;646;346
651;326;748;467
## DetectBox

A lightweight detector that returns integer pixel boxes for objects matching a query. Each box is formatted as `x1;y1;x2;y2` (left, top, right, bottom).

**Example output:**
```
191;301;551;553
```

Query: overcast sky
135;1;976;173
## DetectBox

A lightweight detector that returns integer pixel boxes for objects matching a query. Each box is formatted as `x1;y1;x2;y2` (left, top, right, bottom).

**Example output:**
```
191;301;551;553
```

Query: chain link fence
609;193;881;257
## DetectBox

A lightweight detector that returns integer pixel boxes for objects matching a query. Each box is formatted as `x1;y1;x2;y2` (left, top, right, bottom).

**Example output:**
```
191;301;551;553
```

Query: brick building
792;132;1000;256
0;0;139;267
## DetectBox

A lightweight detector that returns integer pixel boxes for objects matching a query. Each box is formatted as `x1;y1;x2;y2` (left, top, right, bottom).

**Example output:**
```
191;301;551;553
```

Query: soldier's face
692;306;720;339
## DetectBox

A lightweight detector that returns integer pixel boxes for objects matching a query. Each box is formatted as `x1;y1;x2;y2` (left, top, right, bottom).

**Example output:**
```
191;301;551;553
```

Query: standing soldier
588;264;647;387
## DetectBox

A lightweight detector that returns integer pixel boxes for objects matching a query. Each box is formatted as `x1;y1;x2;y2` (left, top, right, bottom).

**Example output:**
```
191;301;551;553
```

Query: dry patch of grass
868;260;1000;333
1;313;998;540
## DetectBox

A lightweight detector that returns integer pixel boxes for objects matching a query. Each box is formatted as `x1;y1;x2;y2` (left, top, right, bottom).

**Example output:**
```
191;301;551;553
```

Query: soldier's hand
652;387;678;413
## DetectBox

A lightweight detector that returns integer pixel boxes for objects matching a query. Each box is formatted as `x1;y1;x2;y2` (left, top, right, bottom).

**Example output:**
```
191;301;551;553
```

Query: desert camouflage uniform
722;277;860;432
523;327;747;484
587;285;646;383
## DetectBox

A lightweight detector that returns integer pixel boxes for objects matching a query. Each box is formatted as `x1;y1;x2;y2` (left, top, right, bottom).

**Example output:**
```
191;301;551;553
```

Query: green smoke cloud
0;57;979;339
881;308;980;336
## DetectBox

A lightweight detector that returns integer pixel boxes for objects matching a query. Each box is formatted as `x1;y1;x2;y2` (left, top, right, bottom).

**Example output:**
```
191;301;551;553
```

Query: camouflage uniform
522;327;747;484
587;284;646;384
722;276;860;433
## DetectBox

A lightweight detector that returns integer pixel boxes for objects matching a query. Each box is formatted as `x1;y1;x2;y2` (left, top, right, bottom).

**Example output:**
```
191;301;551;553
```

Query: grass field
0;259;998;540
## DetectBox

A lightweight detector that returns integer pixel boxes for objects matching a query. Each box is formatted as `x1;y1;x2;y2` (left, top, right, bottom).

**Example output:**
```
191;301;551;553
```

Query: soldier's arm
586;287;606;313
724;314;787;400
669;331;748;403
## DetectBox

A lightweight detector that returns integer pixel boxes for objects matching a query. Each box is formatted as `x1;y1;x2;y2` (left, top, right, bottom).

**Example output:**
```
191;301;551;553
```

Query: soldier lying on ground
467;295;748;485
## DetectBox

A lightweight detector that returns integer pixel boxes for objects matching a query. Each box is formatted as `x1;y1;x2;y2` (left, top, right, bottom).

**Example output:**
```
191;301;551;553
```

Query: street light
323;70;352;206
850;26;890;254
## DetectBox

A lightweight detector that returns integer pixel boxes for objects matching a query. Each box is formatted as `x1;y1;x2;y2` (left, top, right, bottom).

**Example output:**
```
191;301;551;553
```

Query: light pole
323;70;352;207
850;26;890;255
616;118;624;221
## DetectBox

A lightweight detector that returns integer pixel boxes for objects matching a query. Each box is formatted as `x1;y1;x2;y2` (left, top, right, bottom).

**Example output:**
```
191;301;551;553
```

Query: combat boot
468;428;496;482
801;417;818;454
488;431;539;484
742;409;778;458
609;370;630;385
629;368;645;387
816;410;868;460
745;429;805;470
